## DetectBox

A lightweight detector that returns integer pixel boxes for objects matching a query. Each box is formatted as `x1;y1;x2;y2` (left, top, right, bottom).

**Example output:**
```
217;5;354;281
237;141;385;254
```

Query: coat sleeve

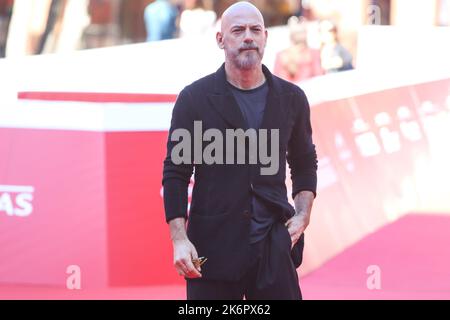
162;88;195;223
287;88;318;199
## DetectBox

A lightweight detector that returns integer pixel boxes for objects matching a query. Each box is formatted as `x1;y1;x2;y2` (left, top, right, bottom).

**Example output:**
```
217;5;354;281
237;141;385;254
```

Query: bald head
221;1;265;33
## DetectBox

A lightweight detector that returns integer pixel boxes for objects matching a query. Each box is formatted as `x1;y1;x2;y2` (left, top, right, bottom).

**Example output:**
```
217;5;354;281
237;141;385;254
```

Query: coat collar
208;63;283;130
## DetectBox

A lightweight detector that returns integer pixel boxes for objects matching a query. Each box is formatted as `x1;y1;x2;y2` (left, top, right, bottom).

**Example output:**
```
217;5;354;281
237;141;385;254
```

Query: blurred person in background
319;20;353;73
179;0;216;38
274;15;323;83
0;0;13;57
144;0;178;42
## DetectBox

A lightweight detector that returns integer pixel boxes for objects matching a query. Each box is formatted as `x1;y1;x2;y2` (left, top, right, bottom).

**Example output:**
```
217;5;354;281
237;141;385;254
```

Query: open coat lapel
207;63;284;134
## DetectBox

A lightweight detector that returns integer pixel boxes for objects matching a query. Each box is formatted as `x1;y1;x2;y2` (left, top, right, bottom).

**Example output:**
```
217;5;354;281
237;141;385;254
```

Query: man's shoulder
271;73;306;98
270;73;310;115
182;71;217;96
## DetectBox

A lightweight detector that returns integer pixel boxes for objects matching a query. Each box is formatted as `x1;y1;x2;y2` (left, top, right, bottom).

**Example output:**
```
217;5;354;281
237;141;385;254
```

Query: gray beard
231;50;262;70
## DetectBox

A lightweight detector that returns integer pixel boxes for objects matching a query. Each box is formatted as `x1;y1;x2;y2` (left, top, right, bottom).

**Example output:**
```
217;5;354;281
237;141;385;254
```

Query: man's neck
225;63;266;90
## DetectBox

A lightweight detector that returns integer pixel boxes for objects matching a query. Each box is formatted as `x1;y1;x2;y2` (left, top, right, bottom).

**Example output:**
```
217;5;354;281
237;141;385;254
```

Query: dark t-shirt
228;81;276;244
228;81;268;130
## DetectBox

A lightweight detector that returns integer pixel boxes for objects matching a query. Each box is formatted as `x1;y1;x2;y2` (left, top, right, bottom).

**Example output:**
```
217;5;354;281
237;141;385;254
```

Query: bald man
162;1;317;300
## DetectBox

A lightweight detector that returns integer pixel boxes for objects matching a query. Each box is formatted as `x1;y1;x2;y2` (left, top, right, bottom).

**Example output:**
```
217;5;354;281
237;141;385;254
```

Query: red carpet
301;213;450;300
1;213;449;300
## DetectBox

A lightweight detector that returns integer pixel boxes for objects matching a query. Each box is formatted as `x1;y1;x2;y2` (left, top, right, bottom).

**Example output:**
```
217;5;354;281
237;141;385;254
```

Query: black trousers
187;221;302;300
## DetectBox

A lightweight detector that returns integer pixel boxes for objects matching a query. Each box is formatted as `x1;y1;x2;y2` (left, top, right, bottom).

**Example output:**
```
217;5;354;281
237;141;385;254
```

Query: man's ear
216;32;225;49
264;29;268;47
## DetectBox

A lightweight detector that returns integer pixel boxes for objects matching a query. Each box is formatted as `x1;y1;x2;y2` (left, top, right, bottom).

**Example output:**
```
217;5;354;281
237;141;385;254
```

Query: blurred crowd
1;0;449;83
142;0;353;81
0;0;302;57
144;0;218;41
274;17;353;82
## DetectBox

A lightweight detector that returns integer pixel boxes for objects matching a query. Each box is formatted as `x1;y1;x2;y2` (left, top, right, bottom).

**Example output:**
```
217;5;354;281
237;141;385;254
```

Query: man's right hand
173;238;202;279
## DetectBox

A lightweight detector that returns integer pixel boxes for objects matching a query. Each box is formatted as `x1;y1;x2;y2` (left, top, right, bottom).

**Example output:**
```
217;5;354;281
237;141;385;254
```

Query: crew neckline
227;80;268;93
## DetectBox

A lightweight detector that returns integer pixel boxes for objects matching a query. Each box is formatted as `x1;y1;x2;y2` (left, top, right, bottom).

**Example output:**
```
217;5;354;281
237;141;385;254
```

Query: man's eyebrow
230;24;263;29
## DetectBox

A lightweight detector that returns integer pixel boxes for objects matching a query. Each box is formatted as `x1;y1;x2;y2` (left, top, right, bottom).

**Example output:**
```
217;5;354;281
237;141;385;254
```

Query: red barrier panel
0;130;109;287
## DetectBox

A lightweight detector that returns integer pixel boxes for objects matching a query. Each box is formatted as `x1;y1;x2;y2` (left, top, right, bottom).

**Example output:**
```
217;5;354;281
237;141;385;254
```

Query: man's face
217;8;268;70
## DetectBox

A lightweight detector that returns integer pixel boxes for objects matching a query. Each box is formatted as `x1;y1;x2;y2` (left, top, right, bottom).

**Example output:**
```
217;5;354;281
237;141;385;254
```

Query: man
162;1;317;300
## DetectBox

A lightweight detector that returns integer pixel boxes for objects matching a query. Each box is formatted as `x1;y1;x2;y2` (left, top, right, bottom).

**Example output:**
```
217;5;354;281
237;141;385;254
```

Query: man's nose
243;28;254;43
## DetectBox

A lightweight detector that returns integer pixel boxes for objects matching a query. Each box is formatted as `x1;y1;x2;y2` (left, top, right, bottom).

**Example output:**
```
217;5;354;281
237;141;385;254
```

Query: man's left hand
285;212;309;249
286;191;314;249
